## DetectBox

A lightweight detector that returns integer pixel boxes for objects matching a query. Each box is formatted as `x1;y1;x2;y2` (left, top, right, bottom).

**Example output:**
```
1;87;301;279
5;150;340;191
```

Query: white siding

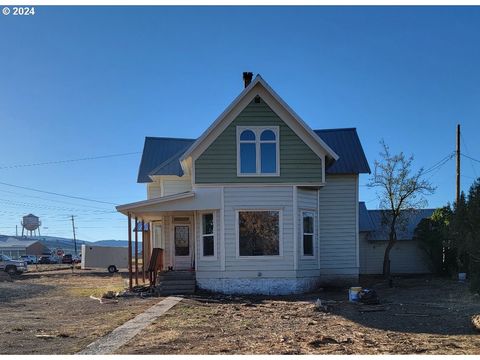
147;181;162;199
297;188;319;271
147;176;192;200
222;186;296;277
359;233;431;274
163;176;192;196
318;175;358;275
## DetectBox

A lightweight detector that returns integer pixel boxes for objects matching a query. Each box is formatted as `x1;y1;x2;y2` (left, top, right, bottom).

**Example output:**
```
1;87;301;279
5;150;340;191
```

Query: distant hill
0;234;139;255
93;240;131;248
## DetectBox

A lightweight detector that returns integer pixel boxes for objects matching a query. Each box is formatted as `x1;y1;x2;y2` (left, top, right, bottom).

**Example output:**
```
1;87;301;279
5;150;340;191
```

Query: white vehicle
81;244;128;273
20;255;38;264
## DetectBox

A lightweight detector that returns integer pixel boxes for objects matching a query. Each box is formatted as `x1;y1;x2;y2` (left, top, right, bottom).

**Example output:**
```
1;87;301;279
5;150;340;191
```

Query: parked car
38;255;55;264
0;254;27;275
72;255;81;264
20;255;37;264
62;254;73;264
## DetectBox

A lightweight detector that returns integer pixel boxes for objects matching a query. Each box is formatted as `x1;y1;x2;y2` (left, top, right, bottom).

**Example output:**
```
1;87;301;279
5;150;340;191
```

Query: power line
0;181;118;205
0;151;141;170
461;154;480;164
0;198;115;214
423;151;456;175
460;133;479;178
0;188;113;211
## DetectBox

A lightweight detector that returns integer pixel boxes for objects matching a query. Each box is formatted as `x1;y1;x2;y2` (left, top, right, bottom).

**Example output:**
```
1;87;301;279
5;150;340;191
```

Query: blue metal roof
314;128;371;174
361;208;436;240
359;202;375;232
137;137;195;183
137;128;370;182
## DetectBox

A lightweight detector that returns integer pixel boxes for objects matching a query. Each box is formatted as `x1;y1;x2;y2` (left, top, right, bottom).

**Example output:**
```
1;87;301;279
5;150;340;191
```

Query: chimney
243;72;253;88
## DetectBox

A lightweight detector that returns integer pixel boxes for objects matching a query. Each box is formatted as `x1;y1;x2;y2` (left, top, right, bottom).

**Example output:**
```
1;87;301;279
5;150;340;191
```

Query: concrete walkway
77;296;183;355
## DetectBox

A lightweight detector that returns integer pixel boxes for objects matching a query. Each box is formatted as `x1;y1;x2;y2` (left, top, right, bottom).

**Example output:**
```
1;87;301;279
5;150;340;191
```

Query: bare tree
368;140;435;280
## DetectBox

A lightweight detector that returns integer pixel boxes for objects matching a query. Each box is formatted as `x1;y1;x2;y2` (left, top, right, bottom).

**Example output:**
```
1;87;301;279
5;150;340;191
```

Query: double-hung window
201;213;215;257
237;127;279;176
302;211;315;256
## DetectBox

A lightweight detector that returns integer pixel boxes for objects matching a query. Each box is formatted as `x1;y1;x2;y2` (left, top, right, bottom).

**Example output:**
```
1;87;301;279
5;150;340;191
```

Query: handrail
148;248;164;286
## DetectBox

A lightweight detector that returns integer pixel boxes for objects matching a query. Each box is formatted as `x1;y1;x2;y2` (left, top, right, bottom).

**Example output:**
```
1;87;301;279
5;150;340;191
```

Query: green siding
195;98;323;184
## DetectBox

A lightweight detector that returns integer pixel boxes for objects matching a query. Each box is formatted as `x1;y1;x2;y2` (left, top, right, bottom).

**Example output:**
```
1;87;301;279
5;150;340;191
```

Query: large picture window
302;211;315;256
238;210;280;256
238;127;279;176
201;213;215;257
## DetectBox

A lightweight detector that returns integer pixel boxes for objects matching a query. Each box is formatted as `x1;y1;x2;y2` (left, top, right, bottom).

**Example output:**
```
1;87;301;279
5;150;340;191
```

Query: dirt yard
0;269;159;355
117;276;480;355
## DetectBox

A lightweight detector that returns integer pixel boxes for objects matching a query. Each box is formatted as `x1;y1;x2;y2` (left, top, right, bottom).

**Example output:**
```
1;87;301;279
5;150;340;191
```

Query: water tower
21;214;41;237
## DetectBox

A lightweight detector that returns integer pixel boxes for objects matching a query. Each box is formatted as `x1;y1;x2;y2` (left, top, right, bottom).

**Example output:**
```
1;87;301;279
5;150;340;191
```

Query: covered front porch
116;189;221;292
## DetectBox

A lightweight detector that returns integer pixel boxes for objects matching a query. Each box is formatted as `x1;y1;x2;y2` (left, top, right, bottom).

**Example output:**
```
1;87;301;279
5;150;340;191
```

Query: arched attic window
237;127;279;175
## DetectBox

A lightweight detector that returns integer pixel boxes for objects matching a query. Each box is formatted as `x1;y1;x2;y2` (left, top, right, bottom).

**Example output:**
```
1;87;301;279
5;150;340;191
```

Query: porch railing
147;248;164;286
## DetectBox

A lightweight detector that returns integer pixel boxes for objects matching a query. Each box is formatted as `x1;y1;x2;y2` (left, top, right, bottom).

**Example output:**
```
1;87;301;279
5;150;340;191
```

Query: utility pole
71;215;77;256
456;124;461;205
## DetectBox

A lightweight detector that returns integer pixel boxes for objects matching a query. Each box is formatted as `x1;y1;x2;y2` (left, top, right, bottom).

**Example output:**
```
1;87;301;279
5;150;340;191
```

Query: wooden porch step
157;279;196;287
157;288;195;295
157;271;196;281
155;271;196;296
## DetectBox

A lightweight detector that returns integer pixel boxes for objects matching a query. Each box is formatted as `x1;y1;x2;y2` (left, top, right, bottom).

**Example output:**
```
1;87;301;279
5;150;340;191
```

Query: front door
173;224;192;270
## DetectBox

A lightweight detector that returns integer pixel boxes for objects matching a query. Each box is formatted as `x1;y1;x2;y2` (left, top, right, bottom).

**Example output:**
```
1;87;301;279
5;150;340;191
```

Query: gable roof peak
180;75;339;163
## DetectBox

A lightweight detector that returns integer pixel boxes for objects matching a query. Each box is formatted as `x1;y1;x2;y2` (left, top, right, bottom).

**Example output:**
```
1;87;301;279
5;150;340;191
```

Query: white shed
359;203;434;275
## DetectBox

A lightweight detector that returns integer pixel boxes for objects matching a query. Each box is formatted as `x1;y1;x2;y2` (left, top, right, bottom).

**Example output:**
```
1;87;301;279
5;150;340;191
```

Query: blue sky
1;6;479;241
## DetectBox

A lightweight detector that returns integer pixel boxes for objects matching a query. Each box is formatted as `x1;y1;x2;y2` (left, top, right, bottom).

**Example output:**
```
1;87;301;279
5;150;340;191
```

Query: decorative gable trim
180;76;339;166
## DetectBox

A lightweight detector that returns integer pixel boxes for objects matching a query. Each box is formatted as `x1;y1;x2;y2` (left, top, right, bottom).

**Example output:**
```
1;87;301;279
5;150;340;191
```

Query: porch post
134;216;139;286
127;212;132;291
141;219;146;283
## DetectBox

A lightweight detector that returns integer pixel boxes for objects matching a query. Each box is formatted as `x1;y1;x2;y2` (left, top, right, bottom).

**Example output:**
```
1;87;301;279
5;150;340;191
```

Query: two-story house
117;73;370;295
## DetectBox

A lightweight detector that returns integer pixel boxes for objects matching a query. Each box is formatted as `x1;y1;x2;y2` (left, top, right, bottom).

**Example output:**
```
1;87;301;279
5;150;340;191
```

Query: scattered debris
358;289;380;305
315;299;331;312
131;285;151;293
102;291;116;299
35;333;70;339
89;295;118;304
471;314;480;331
309;336;353;347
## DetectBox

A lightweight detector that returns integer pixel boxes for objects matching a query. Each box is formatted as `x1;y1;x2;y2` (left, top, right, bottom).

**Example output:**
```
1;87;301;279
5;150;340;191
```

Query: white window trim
300;209;317;258
235;209;283;259
199;211;217;261
152;222;165;249
236;126;280;177
173;221;192;258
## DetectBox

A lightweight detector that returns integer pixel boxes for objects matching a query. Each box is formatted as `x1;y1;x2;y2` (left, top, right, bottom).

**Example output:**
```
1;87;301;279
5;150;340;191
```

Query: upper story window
237;126;279;176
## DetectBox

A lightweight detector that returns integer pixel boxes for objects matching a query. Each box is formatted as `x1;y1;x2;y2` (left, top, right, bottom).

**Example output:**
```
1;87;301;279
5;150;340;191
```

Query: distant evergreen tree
414;206;453;275
466;180;480;292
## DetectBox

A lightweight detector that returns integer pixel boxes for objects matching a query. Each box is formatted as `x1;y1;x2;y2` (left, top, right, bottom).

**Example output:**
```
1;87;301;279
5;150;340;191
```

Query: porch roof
116;189;221;218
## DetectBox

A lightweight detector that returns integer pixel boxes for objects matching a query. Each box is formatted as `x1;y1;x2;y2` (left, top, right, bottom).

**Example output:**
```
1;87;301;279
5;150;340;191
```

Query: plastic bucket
349;287;362;302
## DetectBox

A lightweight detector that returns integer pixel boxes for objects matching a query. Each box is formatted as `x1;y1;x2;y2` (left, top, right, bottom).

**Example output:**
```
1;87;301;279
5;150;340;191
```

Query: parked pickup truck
0;254;27;275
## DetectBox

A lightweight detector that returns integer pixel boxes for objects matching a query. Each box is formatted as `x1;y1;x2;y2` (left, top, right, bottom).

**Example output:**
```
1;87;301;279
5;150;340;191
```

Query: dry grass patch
0;269;161;355
117;277;480;355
